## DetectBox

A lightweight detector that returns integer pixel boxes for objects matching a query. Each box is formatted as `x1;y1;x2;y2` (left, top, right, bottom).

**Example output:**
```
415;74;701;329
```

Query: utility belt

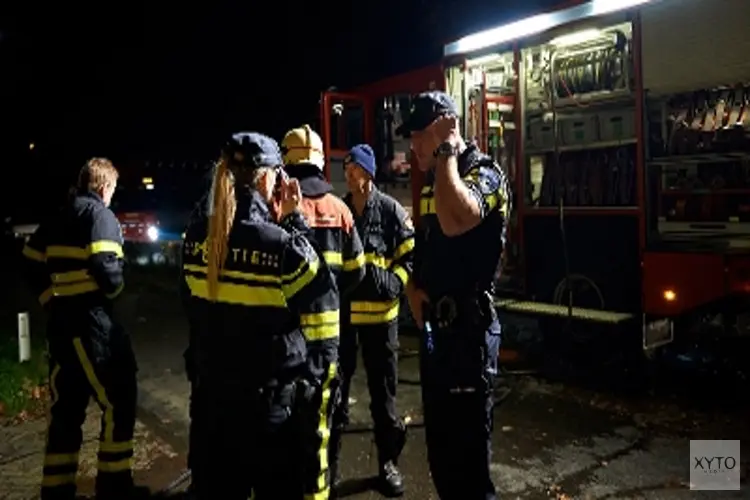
422;289;496;393
425;289;496;331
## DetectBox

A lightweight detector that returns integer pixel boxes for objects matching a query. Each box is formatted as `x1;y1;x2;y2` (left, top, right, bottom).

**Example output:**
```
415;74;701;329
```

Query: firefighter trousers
419;321;501;500
41;333;137;500
191;372;338;500
330;320;402;476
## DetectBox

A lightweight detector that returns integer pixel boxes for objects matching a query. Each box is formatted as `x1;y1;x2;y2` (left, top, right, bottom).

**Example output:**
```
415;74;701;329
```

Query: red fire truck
319;0;750;356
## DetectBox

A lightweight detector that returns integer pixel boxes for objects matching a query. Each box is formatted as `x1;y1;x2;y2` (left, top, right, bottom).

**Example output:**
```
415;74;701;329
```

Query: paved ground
118;269;750;499
2;267;748;499
0;405;184;500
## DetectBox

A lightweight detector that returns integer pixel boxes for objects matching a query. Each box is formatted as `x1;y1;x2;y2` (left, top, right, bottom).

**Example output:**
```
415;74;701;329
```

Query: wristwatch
434;142;459;158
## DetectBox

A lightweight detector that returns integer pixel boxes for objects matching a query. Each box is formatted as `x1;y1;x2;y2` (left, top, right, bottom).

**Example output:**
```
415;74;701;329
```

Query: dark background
1;0;559;221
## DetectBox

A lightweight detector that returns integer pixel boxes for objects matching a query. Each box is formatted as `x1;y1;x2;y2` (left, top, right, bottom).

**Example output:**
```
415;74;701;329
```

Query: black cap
222;132;283;169
395;91;460;138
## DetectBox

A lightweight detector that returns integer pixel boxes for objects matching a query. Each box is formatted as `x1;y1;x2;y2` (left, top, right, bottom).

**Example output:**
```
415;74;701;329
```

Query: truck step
495;299;633;324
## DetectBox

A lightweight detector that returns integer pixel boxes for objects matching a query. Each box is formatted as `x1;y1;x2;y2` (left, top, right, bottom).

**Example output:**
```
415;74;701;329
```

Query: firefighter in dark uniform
397;92;510;500
22;158;137;500
281;125;366;492
181;132;340;500
327;144;413;497
281;124;365;294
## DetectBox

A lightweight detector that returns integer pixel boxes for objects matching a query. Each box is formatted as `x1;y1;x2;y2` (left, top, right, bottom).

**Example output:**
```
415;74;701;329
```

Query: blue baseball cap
222;132;283;169
345;144;377;178
395;91;460;138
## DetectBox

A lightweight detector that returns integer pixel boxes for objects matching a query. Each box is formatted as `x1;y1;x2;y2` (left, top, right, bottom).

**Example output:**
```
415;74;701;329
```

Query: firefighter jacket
415;144;510;300
180;189;340;388
343;187;415;325
287;166;365;297
21;191;125;337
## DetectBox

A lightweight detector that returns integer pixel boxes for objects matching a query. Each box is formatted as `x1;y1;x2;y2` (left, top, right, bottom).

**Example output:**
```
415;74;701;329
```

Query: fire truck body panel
321;0;750;348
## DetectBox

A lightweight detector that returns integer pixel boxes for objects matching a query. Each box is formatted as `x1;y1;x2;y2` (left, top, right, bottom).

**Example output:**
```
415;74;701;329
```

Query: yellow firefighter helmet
281;124;325;170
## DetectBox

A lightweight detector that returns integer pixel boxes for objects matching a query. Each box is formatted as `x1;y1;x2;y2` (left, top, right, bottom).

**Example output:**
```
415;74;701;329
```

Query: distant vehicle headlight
147;225;159;241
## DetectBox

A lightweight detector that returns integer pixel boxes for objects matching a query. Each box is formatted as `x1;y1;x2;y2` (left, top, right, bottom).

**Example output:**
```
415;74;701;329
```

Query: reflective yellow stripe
51;269;90;284
393;264;409;287
46;245;88;260
72;338;116;446
98;457;133;472
392;237;414;261
364;253;390;269
300;311;340;341
183;263;281;284
106;282;125;299
350;299;400;325
304;488;330;500
185;276;286;307
89;240;124;257
99;440;134;453
281;258;320;299
42;473;77;487
306;362;336;500
22;244;45;262
45;242;124;260
44;453;79;467
420;196;436;215
322;251;342;267
39;280;100;305
343;252;365;271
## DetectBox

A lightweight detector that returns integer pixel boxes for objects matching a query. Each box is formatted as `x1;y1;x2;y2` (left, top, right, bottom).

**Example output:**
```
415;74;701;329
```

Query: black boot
378;461;404;497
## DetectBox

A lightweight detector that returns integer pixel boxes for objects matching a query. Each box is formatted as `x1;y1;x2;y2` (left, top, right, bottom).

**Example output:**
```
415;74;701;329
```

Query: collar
345;184;378;213
247;190;272;222
78;190;104;206
286;165;332;197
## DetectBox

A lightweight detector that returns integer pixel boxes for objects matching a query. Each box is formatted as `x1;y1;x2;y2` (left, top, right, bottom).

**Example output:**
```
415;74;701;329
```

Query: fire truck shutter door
641;0;750;95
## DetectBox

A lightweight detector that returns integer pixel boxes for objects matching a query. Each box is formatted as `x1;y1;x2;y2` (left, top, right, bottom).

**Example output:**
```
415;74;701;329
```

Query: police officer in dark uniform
181;132;340;500
397;92;510;500
22;158;138;500
328;144;413;497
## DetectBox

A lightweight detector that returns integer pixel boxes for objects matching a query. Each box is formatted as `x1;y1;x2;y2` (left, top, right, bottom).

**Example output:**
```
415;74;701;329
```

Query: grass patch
0;331;48;417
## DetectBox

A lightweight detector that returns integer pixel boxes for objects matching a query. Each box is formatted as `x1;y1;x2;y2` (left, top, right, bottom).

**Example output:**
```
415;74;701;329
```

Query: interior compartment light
591;0;653;16
662;289;676;302
550;29;602;47
444;0;655;57
467;54;503;66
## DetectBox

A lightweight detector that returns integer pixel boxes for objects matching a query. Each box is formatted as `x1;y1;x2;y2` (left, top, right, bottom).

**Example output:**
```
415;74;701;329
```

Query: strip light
444;0;656;57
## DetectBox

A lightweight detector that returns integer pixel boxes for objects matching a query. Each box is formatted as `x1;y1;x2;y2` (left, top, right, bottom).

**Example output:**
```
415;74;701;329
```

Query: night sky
2;0;558;220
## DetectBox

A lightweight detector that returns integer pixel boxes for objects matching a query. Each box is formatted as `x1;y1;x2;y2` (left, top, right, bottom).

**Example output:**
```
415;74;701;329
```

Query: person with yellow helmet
281;124;365;499
281;125;365;296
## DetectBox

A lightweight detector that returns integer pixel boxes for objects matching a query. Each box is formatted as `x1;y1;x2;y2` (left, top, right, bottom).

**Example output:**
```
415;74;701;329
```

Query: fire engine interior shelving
646;86;750;252
445;15;642;320
320;0;750;343
443;6;750;334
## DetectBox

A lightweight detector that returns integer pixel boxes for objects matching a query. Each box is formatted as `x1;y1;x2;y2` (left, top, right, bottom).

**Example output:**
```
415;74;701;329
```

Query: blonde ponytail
207;157;237;300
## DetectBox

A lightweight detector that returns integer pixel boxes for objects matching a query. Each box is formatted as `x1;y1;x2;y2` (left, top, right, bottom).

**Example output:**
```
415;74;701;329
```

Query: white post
18;312;31;363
